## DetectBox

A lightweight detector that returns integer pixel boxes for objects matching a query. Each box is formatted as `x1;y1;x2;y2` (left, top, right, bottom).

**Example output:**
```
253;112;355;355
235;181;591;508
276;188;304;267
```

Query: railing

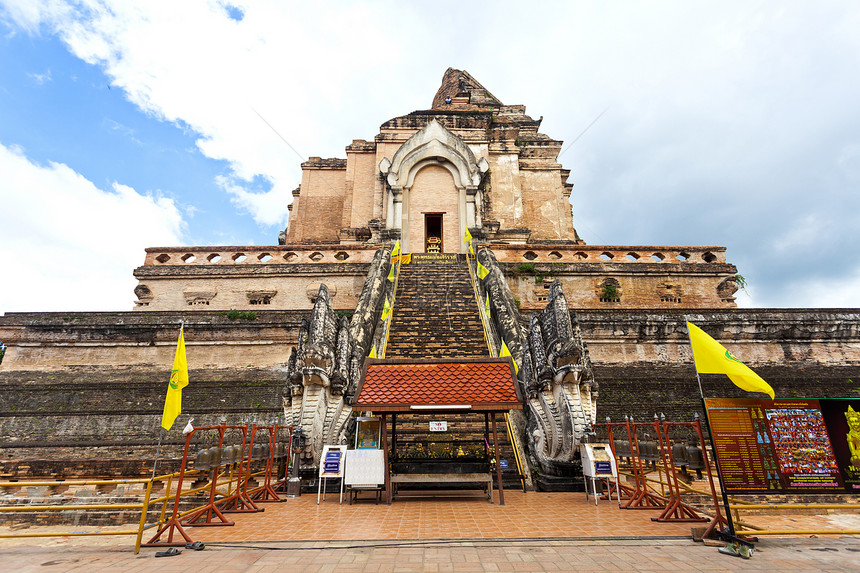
379;247;403;358
143;245;379;266
464;242;528;491
0;476;157;552
142;245;727;267
491;245;727;265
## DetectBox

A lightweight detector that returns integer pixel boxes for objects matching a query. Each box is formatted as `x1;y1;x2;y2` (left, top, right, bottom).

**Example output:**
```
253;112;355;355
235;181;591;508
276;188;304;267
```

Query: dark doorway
425;214;443;253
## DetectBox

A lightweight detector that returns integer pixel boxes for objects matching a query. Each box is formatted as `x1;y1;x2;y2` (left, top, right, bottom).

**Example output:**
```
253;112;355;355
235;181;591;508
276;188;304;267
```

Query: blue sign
499;460;509;469
595;461;612;473
323;461;340;473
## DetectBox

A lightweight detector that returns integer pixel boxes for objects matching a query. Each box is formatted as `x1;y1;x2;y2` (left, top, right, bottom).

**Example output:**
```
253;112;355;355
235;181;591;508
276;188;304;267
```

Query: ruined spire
431;67;503;109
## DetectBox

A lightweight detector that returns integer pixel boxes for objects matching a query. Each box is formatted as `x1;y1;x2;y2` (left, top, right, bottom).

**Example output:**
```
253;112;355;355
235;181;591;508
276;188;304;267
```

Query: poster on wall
704;398;860;494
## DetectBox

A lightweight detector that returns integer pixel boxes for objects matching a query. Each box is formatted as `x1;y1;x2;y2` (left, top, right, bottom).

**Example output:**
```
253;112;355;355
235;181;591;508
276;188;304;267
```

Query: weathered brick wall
0;366;284;478
1;308;858;479
285;158;347;243
572;309;860;426
134;259;373;311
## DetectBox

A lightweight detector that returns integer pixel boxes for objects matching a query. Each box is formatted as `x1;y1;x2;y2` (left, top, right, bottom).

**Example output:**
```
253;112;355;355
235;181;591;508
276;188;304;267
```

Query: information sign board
319;445;346;478
429;421;447;432
317;444;348;504
704;398;860;494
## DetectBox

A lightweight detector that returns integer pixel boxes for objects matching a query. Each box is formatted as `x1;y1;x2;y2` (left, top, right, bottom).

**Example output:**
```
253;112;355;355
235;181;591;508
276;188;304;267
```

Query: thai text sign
319;445;347;478
704;398;860;494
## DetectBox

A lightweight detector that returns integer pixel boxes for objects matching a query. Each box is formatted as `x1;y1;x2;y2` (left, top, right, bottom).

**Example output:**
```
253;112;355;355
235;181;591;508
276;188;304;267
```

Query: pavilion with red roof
354;357;521;504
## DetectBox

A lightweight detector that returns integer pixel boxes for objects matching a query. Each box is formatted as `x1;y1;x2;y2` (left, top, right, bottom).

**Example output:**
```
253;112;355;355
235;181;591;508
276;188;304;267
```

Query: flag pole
152;428;163;479
683;314;704;399
683;315;739;540
152;321;185;480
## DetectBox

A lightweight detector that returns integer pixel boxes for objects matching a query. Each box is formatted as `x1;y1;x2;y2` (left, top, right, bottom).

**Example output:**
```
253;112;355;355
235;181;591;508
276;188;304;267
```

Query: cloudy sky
1;1;858;313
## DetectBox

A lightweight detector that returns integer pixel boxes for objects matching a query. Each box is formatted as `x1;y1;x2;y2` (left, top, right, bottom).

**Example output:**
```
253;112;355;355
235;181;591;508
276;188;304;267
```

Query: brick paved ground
2;490;859;571
2;536;860;572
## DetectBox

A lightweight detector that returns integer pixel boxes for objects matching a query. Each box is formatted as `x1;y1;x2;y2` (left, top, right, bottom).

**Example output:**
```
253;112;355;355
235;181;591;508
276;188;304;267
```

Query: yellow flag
387;264;395;282
369;345;377;358
391;240;401;258
381;297;391;321
468;241;474;255
476;261;490;280
500;339;518;374
687;321;774;399
161;329;189;430
464;227;473;243
400;254;411;265
485;292;491;318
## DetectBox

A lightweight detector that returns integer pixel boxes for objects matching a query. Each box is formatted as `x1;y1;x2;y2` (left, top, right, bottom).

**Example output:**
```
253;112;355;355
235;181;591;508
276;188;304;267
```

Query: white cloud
215;174;289;227
1;1;859;308
0;142;185;313
2;0;391;230
27;69;51;84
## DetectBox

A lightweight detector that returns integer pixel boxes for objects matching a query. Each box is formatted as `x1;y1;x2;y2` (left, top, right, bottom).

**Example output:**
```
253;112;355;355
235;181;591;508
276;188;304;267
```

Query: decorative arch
379;119;488;253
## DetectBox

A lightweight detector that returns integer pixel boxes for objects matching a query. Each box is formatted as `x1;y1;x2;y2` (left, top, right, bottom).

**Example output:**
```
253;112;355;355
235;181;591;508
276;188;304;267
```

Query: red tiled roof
355;358;520;412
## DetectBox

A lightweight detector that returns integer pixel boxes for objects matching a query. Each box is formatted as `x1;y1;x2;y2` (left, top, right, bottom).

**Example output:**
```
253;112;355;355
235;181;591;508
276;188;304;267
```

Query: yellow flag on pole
464;227;473;243
161;328;189;430
468;241;474;255
687;321;775;399
369;345;377;358
381;297;391;321
387;264;395;282
500;339;518;374
476;261;490;280
485;292;491;318
391;240;400;258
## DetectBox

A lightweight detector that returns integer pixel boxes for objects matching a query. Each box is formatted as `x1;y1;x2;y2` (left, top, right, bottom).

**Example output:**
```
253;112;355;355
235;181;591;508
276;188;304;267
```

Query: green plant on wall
227;309;257;320
602;283;619;301
735;274;749;295
515;263;535;275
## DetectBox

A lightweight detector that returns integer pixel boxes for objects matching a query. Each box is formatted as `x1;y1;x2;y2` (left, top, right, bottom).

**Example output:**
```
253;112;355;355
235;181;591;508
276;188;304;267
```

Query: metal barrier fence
0;423;291;553
597;416;860;539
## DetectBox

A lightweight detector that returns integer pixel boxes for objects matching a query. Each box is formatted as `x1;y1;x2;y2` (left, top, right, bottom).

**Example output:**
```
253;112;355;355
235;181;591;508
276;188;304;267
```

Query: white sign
580;443;618;478
321;447;345;477
429;421;447;432
318;444;348;505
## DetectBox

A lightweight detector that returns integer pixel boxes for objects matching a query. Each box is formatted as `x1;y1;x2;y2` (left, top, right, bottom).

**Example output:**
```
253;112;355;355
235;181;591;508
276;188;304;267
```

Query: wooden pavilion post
491;412;505;506
381;413;391;505
392;413;397;461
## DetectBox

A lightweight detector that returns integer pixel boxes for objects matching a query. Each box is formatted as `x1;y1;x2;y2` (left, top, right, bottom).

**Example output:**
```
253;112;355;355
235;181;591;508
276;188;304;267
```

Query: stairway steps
385;257;487;359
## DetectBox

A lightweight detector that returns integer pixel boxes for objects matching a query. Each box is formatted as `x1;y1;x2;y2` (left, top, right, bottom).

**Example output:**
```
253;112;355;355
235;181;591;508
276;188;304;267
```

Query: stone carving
283;246;392;467
717;277;739;301
476;248;597;478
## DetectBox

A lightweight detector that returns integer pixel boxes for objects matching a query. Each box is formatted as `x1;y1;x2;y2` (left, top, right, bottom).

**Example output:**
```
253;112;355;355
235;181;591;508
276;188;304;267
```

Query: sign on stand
318;445;347;504
580;443;619;505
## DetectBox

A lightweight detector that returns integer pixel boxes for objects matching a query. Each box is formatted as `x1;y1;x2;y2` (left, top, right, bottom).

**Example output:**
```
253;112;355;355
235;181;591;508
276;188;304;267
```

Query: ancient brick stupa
1;69;856;489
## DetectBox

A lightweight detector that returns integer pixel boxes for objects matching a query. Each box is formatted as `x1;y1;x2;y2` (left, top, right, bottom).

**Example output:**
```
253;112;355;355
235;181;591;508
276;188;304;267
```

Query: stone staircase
384;254;487;359
383;254;523;488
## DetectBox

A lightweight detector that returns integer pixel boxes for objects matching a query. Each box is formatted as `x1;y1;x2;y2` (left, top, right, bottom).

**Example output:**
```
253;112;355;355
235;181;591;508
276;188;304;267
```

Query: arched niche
379;120;488;253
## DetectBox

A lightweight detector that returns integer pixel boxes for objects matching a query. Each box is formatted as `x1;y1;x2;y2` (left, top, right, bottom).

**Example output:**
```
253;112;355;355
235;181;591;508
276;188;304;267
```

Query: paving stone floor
185;491;694;542
1;491;859;571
